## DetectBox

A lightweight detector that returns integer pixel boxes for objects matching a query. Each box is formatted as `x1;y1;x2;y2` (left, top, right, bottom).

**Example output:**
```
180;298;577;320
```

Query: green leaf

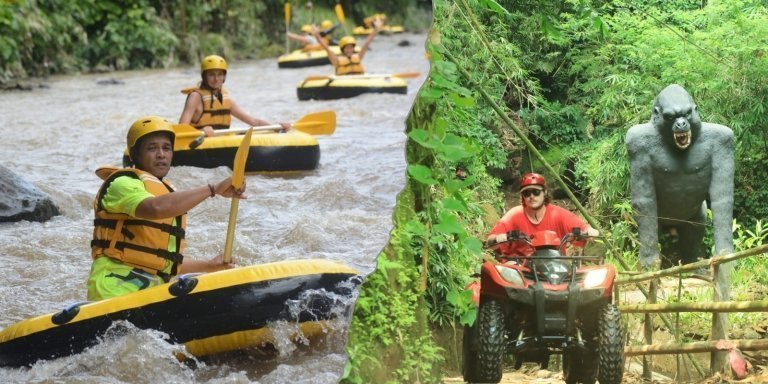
449;92;476;107
408;128;429;143
478;0;510;15
439;147;471;162
462;237;484;255
434;117;448;137
407;164;439;185
433;212;464;234
460;308;477;326
440;175;476;195
408;129;441;149
405;219;428;237
418;86;443;100
376;255;403;275
446;290;460;305
540;15;561;40
441;197;467;212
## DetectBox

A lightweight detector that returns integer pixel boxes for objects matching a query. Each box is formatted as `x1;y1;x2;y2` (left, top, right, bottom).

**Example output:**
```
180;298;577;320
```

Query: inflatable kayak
123;129;320;173
353;25;404;35
297;74;408;101
0;259;360;367
278;46;358;68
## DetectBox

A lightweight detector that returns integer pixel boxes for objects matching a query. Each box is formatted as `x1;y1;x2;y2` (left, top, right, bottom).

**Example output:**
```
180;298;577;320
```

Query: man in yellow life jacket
179;55;286;138
312;19;382;76
288;20;337;51
87;116;245;301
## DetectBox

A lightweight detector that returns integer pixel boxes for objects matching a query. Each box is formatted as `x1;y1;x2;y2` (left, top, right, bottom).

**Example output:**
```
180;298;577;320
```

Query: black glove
319;24;339;37
506;230;521;241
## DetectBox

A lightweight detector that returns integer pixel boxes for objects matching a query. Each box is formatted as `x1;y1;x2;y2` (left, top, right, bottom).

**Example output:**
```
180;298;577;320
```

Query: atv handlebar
484;227;595;250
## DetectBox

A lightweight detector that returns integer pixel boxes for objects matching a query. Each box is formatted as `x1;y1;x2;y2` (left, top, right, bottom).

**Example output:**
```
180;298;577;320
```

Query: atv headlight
582;268;608;288
495;265;524;286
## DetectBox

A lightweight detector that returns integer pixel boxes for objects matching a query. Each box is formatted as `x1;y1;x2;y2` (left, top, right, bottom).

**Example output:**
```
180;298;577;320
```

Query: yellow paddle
222;127;252;264
284;2;291;54
335;4;345;24
177;110;337;148
335;4;347;33
304;72;421;82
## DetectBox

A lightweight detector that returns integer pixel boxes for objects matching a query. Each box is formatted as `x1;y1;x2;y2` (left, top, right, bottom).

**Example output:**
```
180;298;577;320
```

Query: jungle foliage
0;0;431;83
344;0;768;382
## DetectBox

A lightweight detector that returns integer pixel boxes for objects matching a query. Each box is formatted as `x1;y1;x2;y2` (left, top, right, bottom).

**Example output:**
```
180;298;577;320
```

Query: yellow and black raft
278;46;358;68
352;25;405;35
0;259;360;367
297;74;408;101
123;124;320;173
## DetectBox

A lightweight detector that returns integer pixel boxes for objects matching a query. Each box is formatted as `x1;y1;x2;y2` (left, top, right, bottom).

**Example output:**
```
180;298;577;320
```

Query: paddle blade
285;3;291;24
393;71;421;79
293;110;336;135
335;4;345;24
232;128;252;189
303;72;420;82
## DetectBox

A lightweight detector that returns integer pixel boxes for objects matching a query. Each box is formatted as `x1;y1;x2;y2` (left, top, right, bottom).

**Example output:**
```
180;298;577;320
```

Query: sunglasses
521;189;543;198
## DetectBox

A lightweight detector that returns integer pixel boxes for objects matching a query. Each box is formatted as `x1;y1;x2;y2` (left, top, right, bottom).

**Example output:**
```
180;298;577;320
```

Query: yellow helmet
301;24;312;33
339;36;356;49
127;116;175;160
200;55;227;75
321;20;333;30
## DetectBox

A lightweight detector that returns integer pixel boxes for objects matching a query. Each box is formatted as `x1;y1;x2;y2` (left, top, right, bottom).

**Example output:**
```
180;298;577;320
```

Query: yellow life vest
91;168;186;280
303;44;324;52
181;86;232;130
336;54;364;76
302;36;332;52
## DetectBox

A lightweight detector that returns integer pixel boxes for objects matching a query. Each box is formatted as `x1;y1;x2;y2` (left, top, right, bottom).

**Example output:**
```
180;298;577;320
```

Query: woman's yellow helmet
321;20;334;30
200;55;227;75
339;36;356;49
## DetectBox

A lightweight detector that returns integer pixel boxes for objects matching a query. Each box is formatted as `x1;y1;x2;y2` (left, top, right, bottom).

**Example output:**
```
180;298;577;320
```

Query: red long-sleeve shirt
488;205;588;255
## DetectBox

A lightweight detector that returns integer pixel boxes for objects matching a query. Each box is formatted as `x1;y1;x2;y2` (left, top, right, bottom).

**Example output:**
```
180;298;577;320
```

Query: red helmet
520;173;546;191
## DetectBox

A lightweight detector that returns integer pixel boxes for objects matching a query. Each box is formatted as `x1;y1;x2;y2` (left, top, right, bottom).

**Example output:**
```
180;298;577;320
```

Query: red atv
462;228;624;384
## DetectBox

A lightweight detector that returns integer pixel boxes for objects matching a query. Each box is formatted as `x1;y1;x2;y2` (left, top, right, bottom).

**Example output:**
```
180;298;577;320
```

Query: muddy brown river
0;33;428;383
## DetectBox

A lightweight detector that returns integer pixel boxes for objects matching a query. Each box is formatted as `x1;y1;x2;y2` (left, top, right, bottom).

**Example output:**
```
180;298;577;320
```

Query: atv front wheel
597;303;624;384
476;299;506;383
563;349;597;384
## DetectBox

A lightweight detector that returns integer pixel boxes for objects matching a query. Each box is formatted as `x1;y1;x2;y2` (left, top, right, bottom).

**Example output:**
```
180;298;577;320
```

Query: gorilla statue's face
651;84;701;150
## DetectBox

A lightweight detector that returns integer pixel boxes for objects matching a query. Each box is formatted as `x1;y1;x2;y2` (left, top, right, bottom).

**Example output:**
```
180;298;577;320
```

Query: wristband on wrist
207;183;216;198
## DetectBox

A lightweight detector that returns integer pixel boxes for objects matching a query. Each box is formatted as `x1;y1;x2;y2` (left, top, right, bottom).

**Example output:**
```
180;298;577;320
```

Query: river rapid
0;33;428;383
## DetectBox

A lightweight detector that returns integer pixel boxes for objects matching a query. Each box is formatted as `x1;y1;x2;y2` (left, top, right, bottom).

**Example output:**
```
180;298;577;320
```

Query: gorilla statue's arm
709;125;735;256
626;126;659;267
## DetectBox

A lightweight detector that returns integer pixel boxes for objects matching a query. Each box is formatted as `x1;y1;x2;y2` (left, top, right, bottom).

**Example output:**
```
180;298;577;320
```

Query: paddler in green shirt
87;116;245;301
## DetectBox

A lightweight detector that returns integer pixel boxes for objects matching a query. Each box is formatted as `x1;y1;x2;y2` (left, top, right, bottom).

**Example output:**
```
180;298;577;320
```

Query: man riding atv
486;172;599;253
463;173;624;384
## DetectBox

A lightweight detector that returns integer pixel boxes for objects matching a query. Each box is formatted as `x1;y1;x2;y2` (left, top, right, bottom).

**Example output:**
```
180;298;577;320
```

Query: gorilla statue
625;84;734;269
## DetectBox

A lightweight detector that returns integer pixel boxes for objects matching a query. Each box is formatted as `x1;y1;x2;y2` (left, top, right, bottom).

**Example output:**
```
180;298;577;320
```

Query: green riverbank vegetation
0;0;432;85
342;0;768;382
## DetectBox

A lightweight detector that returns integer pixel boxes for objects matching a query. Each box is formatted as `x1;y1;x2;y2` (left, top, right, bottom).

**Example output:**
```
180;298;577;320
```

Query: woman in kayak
179;55;286;137
312;18;382;76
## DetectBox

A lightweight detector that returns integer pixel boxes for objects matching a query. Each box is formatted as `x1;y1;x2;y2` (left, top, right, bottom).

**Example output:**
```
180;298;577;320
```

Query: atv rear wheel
476;299;505;383
462;322;481;383
597;303;624;384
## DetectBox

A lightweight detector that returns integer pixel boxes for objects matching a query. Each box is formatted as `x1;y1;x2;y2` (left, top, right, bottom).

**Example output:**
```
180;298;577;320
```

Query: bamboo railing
614;244;768;380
